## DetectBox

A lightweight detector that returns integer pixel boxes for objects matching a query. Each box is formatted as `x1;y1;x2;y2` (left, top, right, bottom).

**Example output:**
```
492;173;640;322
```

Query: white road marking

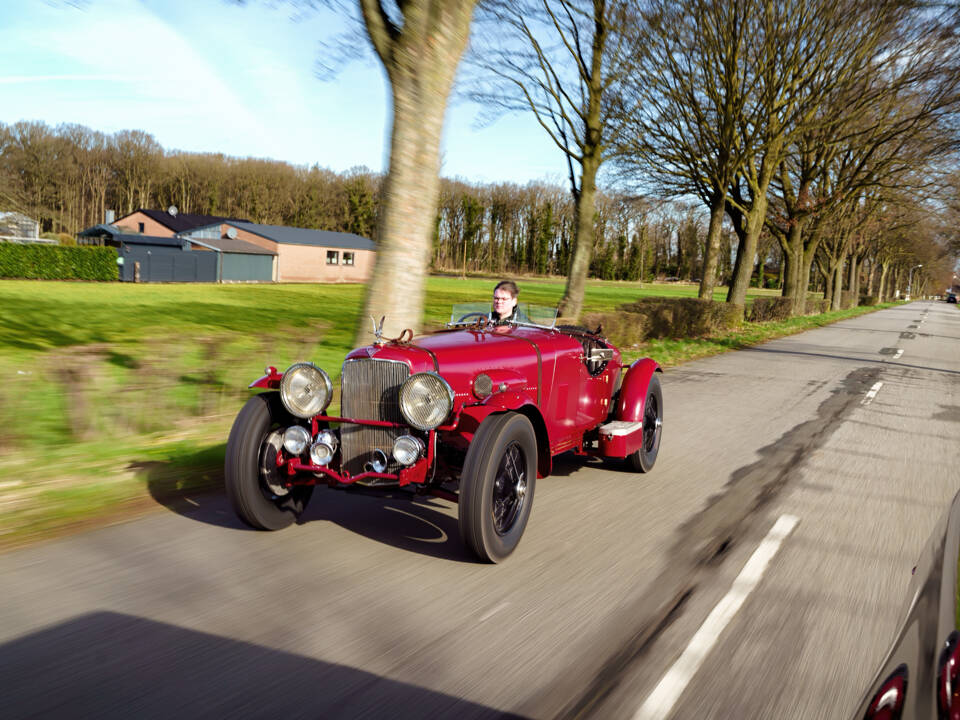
0;480;23;489
892;349;903;360
861;382;884;405
634;514;800;720
479;602;510;622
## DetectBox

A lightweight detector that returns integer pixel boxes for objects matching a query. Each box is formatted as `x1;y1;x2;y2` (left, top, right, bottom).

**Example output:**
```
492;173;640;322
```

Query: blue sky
1;0;568;185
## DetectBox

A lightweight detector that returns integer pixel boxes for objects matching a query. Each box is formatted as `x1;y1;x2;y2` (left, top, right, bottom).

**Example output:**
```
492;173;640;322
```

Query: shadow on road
0;611;524;719
135;453;476;563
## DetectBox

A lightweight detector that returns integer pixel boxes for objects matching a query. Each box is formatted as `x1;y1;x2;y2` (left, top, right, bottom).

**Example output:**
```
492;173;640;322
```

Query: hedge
0;243;117;281
585;297;742;347
805;299;830;315
582;310;649;347
749;296;794;322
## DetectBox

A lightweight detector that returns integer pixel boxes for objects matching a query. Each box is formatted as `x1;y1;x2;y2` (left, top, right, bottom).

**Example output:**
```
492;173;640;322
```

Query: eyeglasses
493;295;514;303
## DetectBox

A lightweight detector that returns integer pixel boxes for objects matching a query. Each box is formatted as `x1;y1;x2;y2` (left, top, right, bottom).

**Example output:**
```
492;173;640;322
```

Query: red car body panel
259;320;659;488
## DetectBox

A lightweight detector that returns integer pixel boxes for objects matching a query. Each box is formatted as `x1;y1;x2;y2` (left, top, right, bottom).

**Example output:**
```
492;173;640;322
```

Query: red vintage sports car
225;302;663;562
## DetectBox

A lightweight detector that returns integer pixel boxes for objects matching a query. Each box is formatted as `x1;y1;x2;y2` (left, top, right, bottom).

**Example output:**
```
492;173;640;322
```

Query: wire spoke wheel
628;374;663;474
459;412;537;563
491;442;527;535
225;392;313;530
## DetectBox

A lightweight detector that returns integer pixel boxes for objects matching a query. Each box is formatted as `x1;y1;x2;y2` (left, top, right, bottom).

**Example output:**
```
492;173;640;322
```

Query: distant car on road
946;292;957;303
849;490;960;720
225;302;664;562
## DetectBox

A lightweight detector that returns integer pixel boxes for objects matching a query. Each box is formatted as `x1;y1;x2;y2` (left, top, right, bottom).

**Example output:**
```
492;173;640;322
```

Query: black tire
627;374;663;473
459;413;537;563
225;392;313;530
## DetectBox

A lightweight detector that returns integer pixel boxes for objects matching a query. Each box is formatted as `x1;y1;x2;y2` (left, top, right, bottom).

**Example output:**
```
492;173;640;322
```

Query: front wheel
459;412;537;563
225;392;313;530
627;374;663;473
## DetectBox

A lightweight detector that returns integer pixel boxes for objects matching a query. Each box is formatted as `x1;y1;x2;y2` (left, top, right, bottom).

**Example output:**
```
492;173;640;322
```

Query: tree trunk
558;143;600;320
356;0;475;344
821;257;835;307
727;194;768;307
848;254;860;303
831;255;844;310
698;191;725;300
878;262;889;302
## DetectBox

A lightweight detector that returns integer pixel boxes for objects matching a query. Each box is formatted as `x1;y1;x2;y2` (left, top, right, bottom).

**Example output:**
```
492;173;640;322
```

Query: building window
138;222;145;233
343;252;354;266
326;250;339;264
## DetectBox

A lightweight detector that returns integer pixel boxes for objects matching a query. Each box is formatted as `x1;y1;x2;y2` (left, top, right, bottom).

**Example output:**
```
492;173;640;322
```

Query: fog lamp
282;425;311;455
392;435;425;466
365;449;388;474
309;430;338;466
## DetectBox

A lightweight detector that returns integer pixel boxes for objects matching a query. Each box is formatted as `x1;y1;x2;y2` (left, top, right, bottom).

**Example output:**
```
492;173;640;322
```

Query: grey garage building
77;225;275;283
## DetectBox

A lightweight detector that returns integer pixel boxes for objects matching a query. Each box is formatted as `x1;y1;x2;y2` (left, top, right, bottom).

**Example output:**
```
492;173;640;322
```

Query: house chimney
105;209;115;225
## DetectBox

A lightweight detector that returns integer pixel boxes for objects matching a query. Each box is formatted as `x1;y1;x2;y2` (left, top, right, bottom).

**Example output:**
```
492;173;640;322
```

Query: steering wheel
457;312;489;323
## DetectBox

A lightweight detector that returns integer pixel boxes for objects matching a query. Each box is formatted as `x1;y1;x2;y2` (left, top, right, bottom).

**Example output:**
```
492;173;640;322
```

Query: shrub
860;295;878;307
749;297;794;322
840;290;857;309
617;297;743;338
0;243;117;280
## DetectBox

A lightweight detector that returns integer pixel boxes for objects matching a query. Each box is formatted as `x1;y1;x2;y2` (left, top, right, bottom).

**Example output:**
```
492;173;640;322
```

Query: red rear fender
616;358;661;422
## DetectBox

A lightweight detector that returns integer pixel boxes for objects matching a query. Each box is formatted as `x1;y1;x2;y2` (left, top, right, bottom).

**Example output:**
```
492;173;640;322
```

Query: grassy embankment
0;277;896;547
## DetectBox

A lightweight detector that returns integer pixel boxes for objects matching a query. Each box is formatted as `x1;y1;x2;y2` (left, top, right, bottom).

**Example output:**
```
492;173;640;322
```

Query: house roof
77;223;121;237
228;221;375;250
110;234;187;247
189;237;275;256
122;209;250;234
79;227;275;255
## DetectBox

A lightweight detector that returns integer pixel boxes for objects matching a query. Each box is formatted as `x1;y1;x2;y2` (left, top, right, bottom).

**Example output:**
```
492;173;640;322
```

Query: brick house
181;221;375;283
111;208;375;283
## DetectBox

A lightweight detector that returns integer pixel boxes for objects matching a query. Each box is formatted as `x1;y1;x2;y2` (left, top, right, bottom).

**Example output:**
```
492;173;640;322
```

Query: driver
491;280;526;325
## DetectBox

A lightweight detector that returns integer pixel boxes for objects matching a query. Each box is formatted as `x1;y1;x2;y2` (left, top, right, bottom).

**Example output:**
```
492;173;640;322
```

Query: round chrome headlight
282;425;311;455
392;435;425;466
399;372;454;431
280;362;332;419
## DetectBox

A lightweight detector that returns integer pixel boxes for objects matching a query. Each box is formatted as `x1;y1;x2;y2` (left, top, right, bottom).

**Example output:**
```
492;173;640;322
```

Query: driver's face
493;291;517;314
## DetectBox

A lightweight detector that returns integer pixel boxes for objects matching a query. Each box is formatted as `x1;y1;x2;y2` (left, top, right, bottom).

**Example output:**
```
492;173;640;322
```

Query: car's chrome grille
340;358;409;478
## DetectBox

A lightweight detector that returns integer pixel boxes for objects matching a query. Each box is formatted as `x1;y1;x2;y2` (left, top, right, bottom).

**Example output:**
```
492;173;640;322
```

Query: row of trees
349;0;960;335
0;121;382;240
0;118;713;280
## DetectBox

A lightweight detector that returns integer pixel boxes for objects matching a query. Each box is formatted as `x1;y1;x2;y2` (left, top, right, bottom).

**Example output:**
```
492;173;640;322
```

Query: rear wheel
459;413;537;563
225;392;313;530
627;374;663;473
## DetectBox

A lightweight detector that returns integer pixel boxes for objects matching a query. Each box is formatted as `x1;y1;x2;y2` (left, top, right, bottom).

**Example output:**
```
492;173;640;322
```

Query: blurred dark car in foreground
851;490;960;720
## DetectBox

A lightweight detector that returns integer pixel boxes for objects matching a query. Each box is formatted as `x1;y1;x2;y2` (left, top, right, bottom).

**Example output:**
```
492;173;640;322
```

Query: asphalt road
2;301;959;720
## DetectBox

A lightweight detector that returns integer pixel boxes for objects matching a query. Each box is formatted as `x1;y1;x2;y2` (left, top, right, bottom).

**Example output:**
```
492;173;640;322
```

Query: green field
0;277;890;547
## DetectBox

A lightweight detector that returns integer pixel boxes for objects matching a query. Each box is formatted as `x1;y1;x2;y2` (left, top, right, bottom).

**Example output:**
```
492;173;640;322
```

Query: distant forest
0;120;766;284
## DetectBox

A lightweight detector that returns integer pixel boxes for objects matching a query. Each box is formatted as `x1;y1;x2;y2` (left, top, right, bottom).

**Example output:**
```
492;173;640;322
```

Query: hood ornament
371;315;386;346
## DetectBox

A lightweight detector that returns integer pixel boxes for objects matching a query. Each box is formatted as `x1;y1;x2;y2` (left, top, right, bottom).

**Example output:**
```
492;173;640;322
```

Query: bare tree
613;0;760;303
466;0;635;319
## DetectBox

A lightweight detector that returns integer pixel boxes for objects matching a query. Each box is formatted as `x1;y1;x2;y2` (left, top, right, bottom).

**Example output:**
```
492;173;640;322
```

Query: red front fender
249;366;282;389
616;358;662;422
